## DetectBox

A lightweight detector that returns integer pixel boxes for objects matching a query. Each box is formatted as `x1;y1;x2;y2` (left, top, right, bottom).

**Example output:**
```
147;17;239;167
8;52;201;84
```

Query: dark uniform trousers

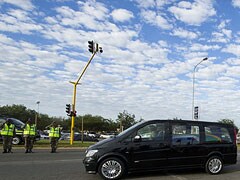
2;136;13;152
50;137;58;152
24;135;35;152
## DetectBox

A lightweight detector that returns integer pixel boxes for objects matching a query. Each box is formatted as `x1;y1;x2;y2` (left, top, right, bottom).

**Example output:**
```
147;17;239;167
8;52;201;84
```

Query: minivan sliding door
168;122;204;168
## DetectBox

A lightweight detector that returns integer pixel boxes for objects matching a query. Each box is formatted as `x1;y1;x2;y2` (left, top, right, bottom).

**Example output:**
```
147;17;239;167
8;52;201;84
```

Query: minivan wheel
205;156;223;175
12;136;21;145
98;157;125;180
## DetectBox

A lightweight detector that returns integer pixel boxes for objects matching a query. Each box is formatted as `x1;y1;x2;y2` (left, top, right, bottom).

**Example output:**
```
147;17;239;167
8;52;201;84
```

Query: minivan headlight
86;150;98;157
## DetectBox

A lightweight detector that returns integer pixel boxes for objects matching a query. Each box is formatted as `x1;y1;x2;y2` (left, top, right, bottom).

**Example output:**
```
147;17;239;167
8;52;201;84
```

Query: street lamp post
192;57;208;120
35;101;40;127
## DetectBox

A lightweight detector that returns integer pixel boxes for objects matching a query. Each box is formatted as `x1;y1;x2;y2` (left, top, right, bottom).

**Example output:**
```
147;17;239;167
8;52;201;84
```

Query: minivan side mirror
134;135;141;142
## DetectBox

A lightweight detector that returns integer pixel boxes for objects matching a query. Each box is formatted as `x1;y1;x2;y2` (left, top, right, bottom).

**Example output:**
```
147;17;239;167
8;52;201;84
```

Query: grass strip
12;139;96;148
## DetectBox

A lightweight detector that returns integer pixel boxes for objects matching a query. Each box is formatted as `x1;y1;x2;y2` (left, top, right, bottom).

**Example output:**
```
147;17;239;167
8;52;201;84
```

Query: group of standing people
0;118;61;153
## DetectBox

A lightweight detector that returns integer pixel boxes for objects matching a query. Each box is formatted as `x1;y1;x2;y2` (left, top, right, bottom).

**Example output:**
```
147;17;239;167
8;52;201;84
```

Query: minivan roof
142;119;234;127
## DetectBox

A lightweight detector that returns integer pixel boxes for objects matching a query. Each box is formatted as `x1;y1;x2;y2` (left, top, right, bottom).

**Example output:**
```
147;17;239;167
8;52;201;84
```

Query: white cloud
232;0;240;8
222;44;240;57
222;29;232;39
134;0;156;8
226;57;240;65
0;9;43;34
225;66;240;78
171;28;199;39
54;5;118;31
211;32;228;43
134;0;172;9
169;0;216;26
55;6;75;18
7;9;31;21
210;20;232;43
140;10;172;30
190;43;221;51
44;17;58;24
78;0;109;20
0;0;34;11
0;34;16;45
126;40;169;63
111;9;134;22
197;64;228;80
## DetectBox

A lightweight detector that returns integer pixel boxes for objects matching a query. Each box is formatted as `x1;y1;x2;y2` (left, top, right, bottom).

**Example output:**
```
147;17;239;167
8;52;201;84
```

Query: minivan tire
12;136;21;145
205;156;223;175
98;157;125;180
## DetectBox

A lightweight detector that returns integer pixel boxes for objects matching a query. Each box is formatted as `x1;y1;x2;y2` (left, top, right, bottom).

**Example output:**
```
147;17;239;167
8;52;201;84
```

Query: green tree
117;110;137;131
0;105;141;133
0;104;35;122
0;104;62;130
218;119;239;132
76;114;118;132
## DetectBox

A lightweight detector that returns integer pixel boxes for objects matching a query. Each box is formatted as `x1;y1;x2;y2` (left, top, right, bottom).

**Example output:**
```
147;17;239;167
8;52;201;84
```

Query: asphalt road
0;149;239;180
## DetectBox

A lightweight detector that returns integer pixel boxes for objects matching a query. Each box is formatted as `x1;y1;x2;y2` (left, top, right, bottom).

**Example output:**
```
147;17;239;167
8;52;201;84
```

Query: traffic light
88;40;94;53
99;47;103;53
71;111;77;117
194;106;199;120
95;43;103;53
66;104;71;116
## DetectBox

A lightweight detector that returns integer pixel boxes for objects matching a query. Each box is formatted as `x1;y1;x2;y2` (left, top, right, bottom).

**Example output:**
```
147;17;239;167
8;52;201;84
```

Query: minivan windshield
117;121;145;137
9;118;25;127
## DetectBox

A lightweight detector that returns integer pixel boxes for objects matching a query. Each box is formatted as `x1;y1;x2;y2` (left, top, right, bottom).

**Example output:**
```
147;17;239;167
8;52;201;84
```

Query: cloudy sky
0;0;240;126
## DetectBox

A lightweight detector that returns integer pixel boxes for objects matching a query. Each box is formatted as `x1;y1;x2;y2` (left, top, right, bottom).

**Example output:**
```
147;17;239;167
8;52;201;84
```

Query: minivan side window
137;123;165;142
172;124;200;146
204;126;232;143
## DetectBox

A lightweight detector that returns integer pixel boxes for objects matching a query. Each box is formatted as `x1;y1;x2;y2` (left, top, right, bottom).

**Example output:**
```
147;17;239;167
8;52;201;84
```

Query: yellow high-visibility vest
24;124;30;135
1;124;14;136
30;124;36;136
49;127;60;138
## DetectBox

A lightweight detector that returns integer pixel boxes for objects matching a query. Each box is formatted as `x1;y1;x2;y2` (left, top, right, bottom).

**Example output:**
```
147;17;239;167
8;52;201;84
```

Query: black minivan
83;120;237;180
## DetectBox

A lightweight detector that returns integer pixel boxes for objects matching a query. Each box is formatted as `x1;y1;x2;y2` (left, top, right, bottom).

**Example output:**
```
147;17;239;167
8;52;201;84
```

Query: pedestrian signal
99;47;103;53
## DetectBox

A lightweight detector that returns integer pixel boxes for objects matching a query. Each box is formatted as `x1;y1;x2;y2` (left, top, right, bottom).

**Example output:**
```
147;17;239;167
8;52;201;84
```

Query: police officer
0;119;15;153
46;121;61;153
22;118;36;153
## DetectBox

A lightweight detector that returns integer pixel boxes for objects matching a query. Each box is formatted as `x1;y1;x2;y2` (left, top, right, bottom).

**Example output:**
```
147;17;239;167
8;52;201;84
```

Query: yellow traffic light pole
70;51;97;145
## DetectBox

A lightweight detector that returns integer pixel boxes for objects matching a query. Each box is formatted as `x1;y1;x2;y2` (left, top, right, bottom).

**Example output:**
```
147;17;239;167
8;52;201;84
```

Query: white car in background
87;132;100;138
100;133;116;139
237;134;240;144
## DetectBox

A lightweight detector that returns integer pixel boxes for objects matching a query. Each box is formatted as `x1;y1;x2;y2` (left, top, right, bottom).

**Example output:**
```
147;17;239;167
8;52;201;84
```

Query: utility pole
35;101;40;128
69;41;103;145
81;116;84;144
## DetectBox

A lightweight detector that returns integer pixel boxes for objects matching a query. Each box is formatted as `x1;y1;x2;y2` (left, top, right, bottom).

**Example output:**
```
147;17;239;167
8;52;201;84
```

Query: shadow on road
126;165;240;179
126;169;203;179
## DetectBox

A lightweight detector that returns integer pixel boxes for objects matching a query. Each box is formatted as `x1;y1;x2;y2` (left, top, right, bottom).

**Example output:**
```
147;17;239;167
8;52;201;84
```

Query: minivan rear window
204;126;232;143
